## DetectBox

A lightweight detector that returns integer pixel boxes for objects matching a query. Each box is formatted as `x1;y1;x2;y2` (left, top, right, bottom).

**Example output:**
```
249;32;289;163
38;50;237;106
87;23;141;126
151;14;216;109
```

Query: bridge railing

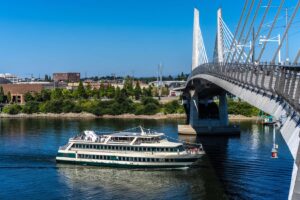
188;63;300;113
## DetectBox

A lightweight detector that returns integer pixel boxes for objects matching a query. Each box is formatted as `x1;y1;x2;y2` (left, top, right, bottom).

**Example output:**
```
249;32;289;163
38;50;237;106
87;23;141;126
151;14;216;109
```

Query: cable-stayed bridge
182;1;300;199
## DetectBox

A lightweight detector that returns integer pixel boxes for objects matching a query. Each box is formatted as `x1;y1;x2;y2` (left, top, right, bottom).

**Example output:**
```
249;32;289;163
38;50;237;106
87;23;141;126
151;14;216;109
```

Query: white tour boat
56;127;204;168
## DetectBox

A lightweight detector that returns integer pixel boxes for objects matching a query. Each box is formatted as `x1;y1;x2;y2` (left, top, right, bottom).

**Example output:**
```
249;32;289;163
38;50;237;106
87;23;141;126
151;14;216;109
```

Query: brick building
0;84;45;104
53;73;80;83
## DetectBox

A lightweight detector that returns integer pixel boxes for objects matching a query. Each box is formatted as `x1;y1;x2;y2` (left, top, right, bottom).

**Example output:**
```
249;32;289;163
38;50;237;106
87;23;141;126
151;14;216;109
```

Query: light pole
259;34;281;63
261;5;290;62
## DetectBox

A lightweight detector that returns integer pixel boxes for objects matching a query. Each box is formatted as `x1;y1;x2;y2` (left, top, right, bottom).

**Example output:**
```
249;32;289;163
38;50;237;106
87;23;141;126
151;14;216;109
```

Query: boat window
126;147;130;151
146;148;150;151
108;146;111;150
143;147;146;151
151;158;155;162
179;146;184;151
155;158;159;162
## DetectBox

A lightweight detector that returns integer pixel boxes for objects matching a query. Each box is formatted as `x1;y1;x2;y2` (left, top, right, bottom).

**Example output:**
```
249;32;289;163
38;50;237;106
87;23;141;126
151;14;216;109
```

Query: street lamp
259;34;281;63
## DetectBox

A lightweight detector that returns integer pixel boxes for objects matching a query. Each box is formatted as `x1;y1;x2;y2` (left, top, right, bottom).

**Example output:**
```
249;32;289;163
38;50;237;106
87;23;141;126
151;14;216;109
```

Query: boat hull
56;156;202;169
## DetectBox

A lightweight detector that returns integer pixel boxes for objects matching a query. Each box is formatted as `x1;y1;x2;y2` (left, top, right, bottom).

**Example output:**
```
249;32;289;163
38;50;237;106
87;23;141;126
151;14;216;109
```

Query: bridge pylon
192;8;208;70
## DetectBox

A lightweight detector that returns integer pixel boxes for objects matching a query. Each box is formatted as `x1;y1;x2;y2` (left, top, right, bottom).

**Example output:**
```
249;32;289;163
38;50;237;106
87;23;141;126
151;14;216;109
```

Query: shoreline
0;112;260;121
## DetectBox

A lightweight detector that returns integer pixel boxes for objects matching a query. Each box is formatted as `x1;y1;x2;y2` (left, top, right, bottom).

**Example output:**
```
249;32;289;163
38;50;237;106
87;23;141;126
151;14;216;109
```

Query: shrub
164;100;181;114
3;104;23;115
22;101;40;114
142;103;159;115
39;100;63;113
141;97;159;106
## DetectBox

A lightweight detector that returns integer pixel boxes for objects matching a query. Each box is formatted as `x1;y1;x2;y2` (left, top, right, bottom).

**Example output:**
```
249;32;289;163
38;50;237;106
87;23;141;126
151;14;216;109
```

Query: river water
0;118;293;200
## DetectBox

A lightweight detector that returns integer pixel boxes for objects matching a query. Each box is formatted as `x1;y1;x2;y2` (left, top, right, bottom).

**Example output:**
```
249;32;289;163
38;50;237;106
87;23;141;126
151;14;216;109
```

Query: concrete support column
189;91;198;127
219;92;229;126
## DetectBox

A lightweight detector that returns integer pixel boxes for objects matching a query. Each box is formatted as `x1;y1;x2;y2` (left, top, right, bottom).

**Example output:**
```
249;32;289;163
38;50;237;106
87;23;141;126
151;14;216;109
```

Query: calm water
0;118;293;200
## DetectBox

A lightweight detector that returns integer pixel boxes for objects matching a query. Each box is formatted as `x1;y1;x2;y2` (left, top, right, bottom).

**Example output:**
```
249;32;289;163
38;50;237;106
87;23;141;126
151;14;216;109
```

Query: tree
124;77;134;97
0;86;4;103
24;92;34;102
22;101;40;114
134;81;142;100
7;91;11;103
76;81;87;99
85;83;93;98
51;88;63;100
99;81;105;97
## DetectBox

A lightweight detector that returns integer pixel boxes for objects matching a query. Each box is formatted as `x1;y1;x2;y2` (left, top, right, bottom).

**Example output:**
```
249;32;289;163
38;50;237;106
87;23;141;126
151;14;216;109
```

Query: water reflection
57;160;226;200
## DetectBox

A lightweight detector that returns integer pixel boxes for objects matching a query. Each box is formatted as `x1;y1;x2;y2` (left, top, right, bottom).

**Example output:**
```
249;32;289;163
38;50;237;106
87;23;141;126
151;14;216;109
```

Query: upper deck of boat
69;130;181;147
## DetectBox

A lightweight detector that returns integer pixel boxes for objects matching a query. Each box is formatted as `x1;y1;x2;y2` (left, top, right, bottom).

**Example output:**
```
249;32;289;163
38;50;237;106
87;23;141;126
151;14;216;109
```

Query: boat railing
59;144;70;150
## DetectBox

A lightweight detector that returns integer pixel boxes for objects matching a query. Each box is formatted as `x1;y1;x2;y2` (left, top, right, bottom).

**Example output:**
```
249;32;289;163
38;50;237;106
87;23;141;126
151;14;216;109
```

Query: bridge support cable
229;0;256;65
294;49;300;64
245;0;273;64
236;0;263;63
220;18;248;63
256;0;285;63
271;0;300;64
224;0;249;64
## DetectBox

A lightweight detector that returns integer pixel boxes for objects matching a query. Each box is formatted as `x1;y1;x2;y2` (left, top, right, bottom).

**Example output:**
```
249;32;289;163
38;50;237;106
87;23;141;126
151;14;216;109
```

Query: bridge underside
181;79;239;135
187;73;300;200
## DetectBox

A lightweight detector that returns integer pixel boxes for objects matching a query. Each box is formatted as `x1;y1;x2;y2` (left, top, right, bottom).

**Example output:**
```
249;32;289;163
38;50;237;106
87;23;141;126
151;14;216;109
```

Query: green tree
124;77;134;97
99;82;106;97
134;81;142;100
24;92;34;102
0;86;4;103
22;101;40;114
7;91;11;103
39;99;63;113
106;85;115;99
85;83;93;98
51;88;63;100
39;89;51;101
75;81;87;99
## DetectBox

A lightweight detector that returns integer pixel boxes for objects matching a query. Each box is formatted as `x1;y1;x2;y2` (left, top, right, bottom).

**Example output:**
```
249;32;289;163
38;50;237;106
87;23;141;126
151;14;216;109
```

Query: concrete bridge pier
180;90;239;135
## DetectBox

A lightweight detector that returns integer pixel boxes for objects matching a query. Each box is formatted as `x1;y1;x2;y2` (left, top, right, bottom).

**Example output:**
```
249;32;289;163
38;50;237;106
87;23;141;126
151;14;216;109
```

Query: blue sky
0;0;299;78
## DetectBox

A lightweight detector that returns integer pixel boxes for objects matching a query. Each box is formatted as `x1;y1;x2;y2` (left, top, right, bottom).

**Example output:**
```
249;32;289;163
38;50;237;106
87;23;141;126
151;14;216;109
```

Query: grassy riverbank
0;112;259;121
0;82;260;119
